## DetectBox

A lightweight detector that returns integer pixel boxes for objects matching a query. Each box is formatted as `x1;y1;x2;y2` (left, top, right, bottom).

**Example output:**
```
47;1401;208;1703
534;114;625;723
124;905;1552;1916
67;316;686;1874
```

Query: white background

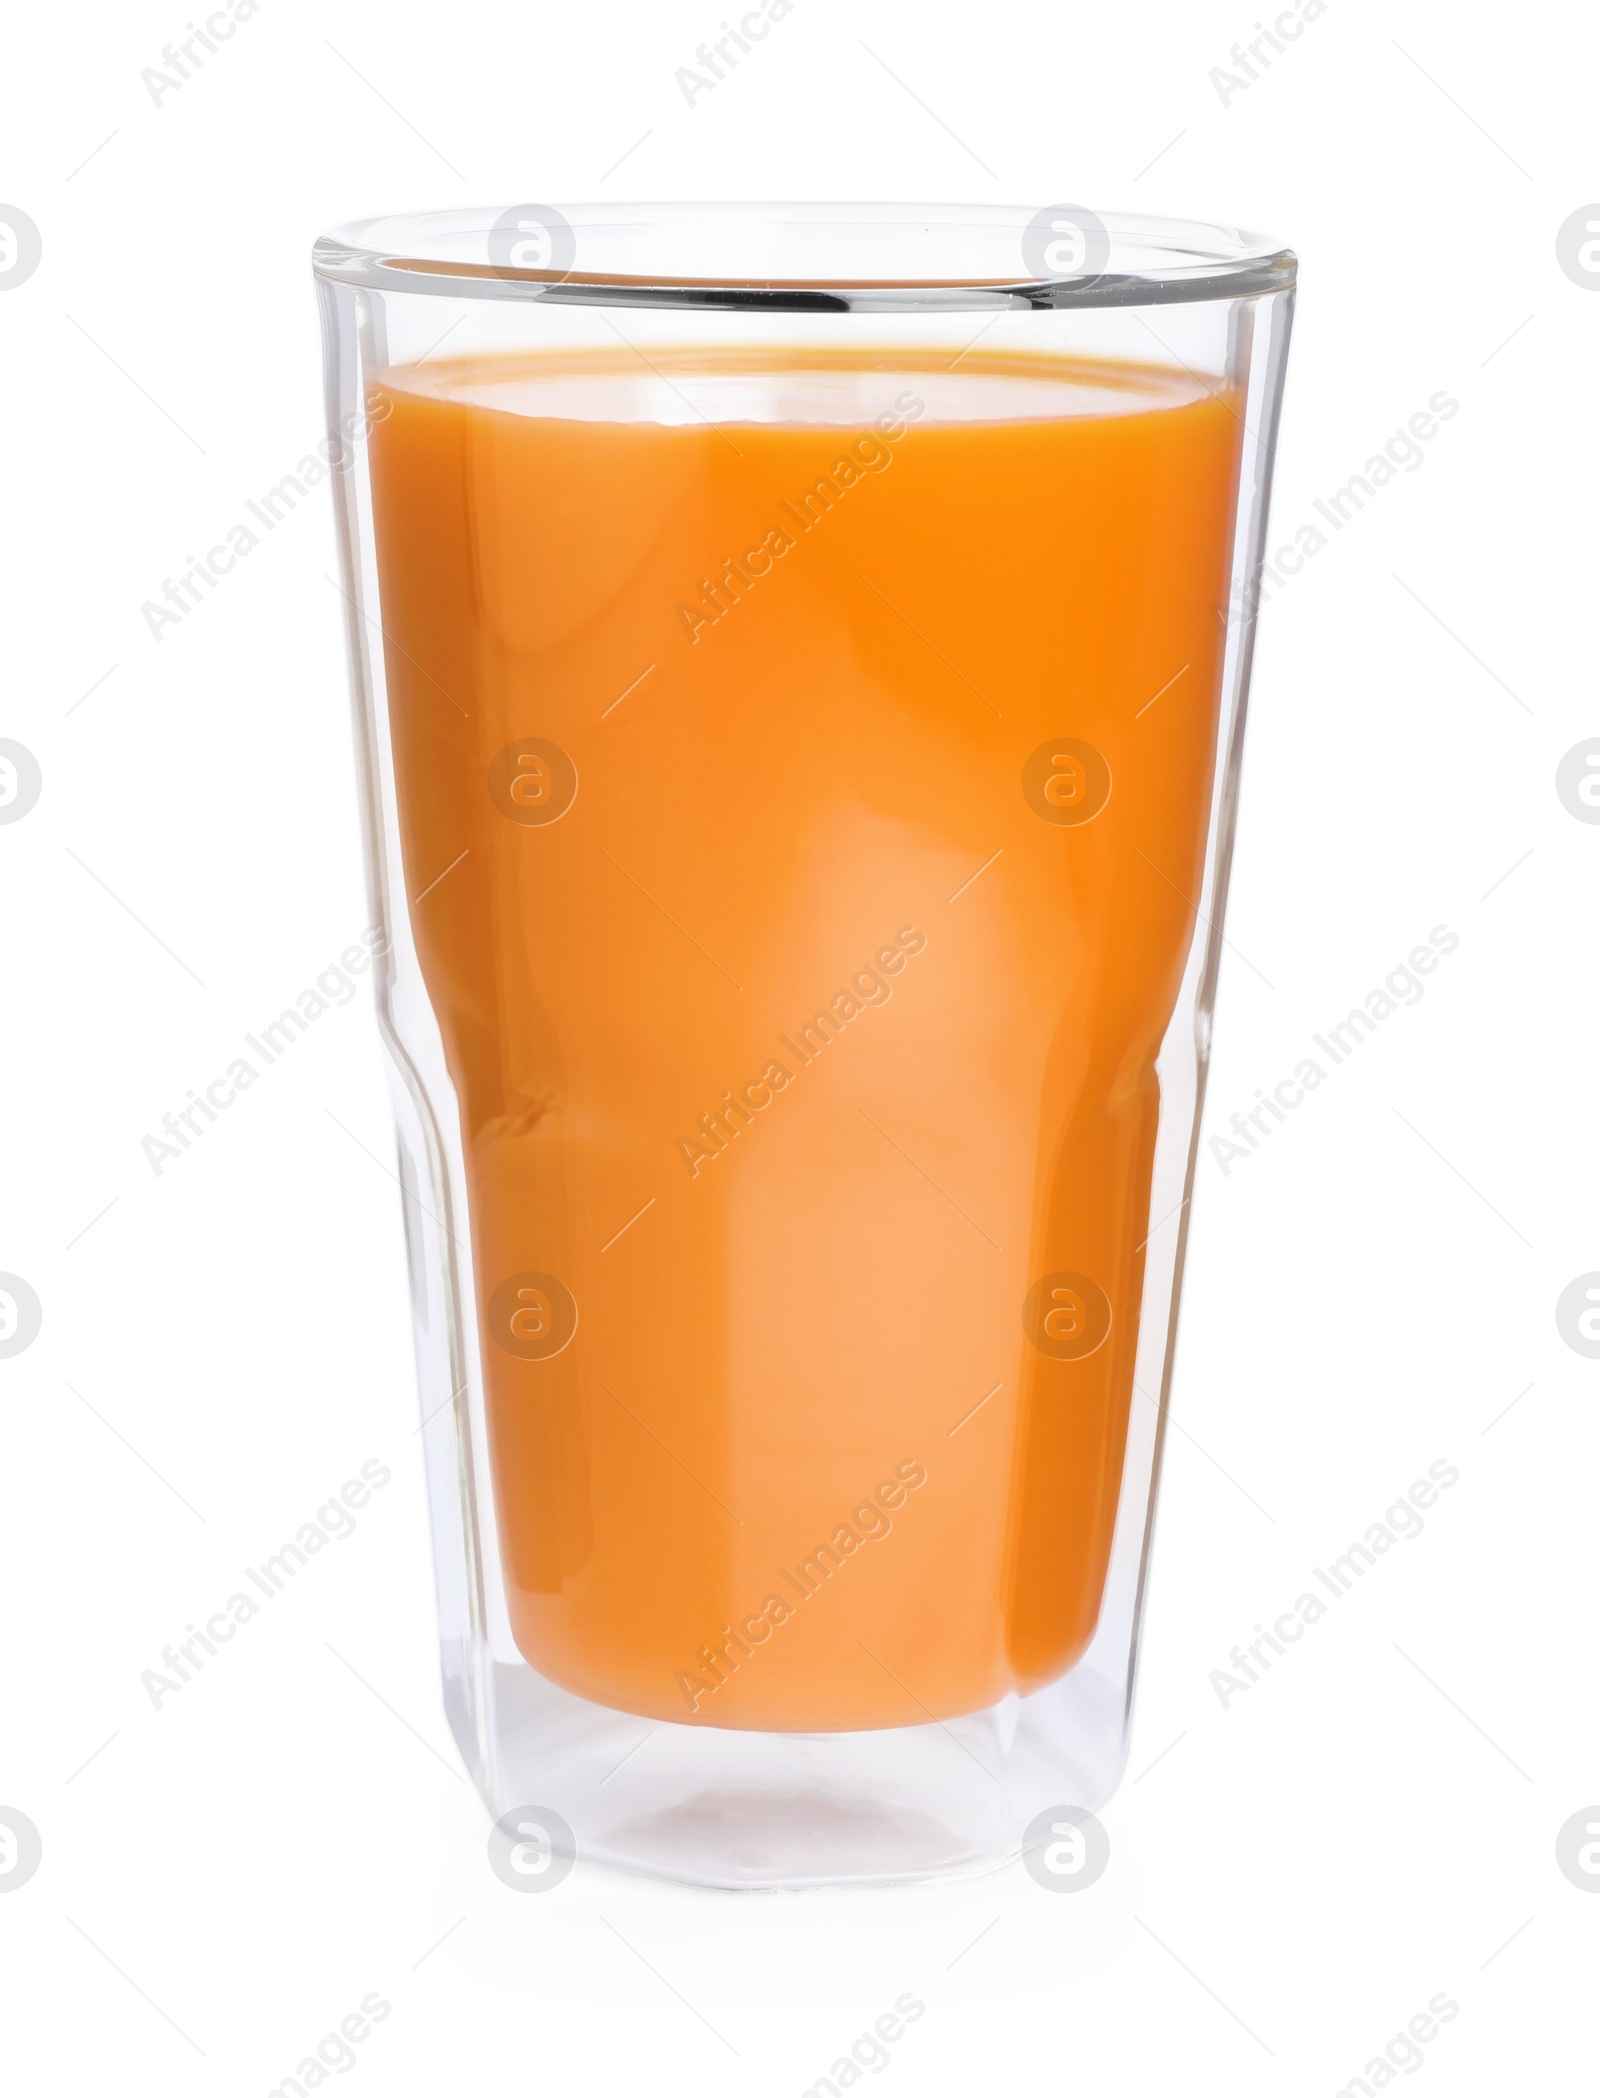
2;0;1596;2090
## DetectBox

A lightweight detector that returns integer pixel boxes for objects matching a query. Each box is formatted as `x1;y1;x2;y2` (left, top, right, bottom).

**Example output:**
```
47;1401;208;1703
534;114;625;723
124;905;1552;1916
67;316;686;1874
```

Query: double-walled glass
313;203;1294;1889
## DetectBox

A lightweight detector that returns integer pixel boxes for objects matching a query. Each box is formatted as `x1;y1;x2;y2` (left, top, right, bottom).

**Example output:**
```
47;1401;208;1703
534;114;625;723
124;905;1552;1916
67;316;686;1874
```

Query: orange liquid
368;349;1240;1730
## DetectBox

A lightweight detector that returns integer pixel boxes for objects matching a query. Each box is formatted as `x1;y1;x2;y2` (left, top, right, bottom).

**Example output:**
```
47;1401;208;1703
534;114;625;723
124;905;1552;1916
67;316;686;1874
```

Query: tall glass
313;204;1294;1889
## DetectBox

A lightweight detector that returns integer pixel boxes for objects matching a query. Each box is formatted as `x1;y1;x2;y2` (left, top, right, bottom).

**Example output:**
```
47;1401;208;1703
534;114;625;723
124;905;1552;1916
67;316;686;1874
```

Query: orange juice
367;349;1240;1730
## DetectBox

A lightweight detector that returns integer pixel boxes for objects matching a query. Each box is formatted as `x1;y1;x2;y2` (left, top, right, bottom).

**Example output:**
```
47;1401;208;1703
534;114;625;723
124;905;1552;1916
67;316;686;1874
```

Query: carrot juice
366;348;1241;1732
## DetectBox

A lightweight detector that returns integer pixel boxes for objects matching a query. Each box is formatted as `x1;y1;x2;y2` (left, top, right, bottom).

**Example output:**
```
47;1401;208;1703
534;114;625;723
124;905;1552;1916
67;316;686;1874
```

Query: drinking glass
313;202;1294;1889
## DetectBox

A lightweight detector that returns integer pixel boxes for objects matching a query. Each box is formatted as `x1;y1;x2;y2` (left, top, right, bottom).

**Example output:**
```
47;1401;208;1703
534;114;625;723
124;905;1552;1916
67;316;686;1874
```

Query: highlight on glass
313;201;1295;1889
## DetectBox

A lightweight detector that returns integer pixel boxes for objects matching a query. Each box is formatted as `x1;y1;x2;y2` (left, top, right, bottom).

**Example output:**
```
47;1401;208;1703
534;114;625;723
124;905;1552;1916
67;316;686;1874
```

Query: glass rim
312;202;1296;313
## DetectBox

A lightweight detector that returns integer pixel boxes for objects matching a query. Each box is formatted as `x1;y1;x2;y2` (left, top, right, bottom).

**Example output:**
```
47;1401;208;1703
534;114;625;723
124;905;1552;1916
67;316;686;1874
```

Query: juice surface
368;349;1241;1730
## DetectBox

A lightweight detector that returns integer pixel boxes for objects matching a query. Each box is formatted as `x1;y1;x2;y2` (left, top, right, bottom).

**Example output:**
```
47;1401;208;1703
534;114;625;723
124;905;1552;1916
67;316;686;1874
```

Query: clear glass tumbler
312;203;1294;1889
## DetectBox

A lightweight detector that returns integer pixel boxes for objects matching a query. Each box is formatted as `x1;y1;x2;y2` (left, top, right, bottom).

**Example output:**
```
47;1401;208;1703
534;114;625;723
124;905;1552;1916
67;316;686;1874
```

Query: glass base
456;1653;1129;1891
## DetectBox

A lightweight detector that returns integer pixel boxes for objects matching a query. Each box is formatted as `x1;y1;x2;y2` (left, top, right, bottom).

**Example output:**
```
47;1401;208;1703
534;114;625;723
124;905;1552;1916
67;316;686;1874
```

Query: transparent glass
313;203;1294;1889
